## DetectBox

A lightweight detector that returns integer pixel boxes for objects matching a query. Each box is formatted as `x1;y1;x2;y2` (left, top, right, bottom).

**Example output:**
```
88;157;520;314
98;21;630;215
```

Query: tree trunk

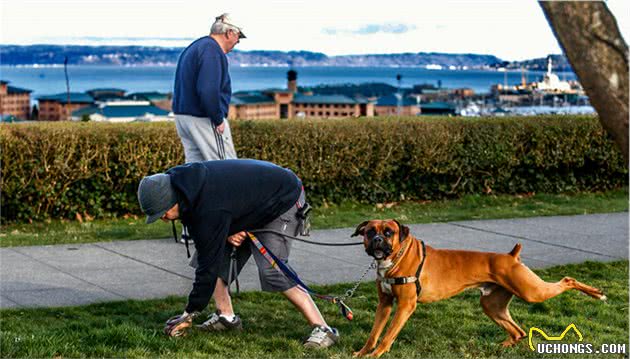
539;1;629;163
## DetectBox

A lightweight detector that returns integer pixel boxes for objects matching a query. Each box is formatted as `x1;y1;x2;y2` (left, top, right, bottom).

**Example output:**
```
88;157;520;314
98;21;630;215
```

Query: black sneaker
303;325;339;349
195;311;243;332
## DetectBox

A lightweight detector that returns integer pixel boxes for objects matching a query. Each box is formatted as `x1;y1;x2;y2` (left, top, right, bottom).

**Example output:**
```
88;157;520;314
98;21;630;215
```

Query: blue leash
246;232;355;320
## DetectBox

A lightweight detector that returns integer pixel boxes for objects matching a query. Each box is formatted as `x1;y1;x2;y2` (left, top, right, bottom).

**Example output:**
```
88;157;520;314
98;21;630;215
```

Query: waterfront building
419;101;457;115
37;88;174;121
410;85;451;102
0;80;32;120
38;92;94;121
292;94;372;118
374;94;419;116
228;90;373;120
452;88;475;99
229;92;279;119
71;100;172;122
227;71;375;120
86;88;127;101
127;92;172;112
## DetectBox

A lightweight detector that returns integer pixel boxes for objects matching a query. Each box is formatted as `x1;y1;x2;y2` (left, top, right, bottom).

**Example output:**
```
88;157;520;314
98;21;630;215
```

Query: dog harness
377;239;427;296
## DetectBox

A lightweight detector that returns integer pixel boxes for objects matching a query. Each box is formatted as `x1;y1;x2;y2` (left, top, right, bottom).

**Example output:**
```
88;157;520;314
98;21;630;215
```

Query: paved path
1;213;627;309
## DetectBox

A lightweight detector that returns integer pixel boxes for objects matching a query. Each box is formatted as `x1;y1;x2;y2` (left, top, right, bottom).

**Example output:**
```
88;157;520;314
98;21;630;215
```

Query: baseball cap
215;13;247;39
137;173;178;224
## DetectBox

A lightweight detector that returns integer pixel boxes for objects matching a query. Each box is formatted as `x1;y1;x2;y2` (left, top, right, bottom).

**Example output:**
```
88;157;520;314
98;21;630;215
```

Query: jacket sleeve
196;49;225;127
185;212;230;313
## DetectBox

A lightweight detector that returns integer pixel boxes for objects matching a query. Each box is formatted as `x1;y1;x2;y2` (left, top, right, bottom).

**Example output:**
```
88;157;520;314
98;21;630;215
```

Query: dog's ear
393;220;410;242
351;221;370;237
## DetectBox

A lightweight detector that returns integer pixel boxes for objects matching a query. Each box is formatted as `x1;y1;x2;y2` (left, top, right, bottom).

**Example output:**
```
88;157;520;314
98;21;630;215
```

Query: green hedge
1;116;627;223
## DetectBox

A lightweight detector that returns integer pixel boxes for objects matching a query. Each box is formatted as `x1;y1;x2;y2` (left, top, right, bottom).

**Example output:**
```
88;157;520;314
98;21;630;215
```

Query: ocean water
0;65;577;99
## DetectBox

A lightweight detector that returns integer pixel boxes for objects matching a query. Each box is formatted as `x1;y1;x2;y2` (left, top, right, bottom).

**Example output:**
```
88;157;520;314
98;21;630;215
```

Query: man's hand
228;231;247;247
164;311;198;337
215;121;225;135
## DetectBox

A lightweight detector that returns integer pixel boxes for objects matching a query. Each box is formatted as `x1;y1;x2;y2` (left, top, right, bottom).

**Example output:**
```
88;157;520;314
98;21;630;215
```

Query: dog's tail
508;243;522;260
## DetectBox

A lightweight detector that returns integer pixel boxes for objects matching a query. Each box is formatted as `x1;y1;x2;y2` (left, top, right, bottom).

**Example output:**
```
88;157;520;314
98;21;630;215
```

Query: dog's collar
377;238;410;270
376;239;411;276
377;259;394;271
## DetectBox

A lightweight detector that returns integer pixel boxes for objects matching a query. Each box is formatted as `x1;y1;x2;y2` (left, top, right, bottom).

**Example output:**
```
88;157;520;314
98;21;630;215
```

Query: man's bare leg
214;280;325;326
283;286;327;327
213;279;234;315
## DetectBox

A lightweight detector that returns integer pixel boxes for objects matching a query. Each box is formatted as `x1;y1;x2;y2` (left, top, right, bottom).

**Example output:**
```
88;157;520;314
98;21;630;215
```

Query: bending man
137;159;338;348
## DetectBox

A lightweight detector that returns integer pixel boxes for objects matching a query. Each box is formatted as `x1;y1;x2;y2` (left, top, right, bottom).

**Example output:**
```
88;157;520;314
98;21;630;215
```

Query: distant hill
0;45;568;71
506;54;572;72
0;45;182;66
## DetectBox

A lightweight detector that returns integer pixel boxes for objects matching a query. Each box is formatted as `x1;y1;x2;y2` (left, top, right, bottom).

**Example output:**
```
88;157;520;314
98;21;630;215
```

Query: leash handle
336;299;354;321
212;122;226;160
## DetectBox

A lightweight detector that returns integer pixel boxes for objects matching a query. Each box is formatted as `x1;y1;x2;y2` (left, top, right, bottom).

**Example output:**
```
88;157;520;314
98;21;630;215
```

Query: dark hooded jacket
167;159;302;313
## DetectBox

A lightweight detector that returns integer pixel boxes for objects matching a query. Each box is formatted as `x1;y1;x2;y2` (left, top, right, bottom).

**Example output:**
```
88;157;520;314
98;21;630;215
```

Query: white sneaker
195;311;243;331
303;325;339;349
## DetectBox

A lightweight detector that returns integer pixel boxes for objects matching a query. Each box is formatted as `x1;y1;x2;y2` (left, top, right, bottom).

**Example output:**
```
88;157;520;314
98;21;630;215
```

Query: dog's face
352;220;410;260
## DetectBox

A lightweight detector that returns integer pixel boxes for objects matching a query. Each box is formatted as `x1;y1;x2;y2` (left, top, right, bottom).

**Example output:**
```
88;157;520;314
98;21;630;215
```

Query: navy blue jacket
167;159;302;313
172;36;231;126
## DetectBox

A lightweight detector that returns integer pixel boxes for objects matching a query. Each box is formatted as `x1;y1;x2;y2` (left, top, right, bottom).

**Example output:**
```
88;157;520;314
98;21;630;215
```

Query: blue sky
2;0;628;61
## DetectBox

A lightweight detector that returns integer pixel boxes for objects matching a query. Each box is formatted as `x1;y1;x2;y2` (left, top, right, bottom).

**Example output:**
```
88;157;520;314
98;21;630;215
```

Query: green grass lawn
1;261;627;358
1;188;627;247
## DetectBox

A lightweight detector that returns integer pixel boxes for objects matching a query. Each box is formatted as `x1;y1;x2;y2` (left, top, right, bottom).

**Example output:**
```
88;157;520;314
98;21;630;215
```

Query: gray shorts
190;190;305;292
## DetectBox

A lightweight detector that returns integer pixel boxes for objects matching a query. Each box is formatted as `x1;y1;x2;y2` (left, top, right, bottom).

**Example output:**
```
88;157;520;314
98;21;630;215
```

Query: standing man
172;13;244;162
137;159;339;348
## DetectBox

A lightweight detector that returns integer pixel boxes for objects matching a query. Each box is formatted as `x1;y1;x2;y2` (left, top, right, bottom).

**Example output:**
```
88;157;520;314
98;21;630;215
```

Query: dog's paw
367;349;387;358
367;352;383;358
500;338;521;347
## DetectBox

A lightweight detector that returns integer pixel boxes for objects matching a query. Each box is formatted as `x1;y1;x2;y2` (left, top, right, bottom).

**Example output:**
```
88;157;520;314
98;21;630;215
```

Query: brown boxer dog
352;219;606;358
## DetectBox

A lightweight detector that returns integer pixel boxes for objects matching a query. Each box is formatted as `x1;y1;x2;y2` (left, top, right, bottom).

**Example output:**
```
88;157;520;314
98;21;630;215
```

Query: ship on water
492;58;584;97
459;57;594;117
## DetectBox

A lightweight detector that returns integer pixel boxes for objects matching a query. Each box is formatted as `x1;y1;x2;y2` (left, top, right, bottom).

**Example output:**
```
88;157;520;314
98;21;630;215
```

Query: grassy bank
1;260;627;358
1;188;627;248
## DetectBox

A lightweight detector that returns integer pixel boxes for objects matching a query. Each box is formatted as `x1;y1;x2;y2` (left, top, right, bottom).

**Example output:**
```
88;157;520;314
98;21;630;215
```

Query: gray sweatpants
174;114;237;162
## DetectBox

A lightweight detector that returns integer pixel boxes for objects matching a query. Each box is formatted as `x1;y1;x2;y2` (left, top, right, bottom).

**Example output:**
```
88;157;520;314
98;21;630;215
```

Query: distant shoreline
0;45;572;72
1;64;556;73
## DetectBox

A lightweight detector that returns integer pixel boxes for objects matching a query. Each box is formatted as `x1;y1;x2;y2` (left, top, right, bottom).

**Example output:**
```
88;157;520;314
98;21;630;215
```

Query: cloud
357;23;415;34
322;23;416;36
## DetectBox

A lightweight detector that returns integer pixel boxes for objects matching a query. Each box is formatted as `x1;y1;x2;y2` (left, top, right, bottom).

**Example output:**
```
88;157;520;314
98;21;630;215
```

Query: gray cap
137;173;178;224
